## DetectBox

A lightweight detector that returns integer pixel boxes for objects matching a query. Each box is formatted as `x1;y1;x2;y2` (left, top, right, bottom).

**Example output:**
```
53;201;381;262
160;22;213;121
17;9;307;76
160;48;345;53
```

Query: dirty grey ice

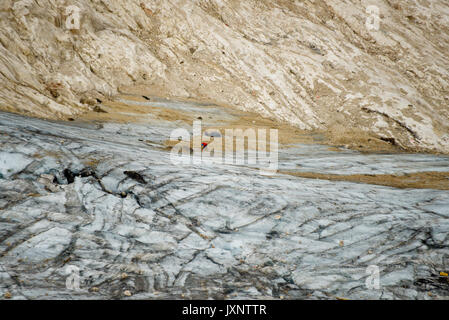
1;108;449;300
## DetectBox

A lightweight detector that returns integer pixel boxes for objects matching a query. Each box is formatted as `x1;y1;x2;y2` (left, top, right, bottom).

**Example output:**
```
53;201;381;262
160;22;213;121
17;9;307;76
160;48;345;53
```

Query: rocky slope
0;0;448;152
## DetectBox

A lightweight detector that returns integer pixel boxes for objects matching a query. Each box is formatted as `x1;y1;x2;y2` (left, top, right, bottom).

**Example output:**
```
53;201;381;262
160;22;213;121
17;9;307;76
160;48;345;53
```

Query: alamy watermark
365;5;380;31
365;265;381;290
169;121;278;175
65;265;81;291
65;5;81;30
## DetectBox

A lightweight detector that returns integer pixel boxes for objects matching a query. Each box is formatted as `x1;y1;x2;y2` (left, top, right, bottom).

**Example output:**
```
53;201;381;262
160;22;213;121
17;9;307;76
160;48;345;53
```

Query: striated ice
0;152;33;178
0;110;448;300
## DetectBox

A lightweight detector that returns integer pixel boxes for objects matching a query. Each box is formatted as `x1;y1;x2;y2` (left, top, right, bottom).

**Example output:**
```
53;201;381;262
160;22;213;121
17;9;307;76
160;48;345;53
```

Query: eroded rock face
0;0;448;152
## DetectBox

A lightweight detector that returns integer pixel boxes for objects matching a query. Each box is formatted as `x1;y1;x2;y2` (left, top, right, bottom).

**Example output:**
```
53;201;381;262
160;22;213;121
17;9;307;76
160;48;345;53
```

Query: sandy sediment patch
79;94;414;154
280;171;449;190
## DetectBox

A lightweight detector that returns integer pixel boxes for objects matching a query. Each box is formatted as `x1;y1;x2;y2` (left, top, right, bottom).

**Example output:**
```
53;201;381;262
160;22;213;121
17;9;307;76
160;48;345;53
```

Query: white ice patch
5;227;72;263
0;152;33;178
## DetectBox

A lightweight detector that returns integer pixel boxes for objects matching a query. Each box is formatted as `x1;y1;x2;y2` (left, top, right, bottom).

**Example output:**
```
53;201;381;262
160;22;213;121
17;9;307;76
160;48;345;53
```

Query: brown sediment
78;94;407;153
116;88;421;153
75;93;447;156
32;150;62;159
323;124;416;154
77;98;195;124
280;171;449;190
82;157;102;168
